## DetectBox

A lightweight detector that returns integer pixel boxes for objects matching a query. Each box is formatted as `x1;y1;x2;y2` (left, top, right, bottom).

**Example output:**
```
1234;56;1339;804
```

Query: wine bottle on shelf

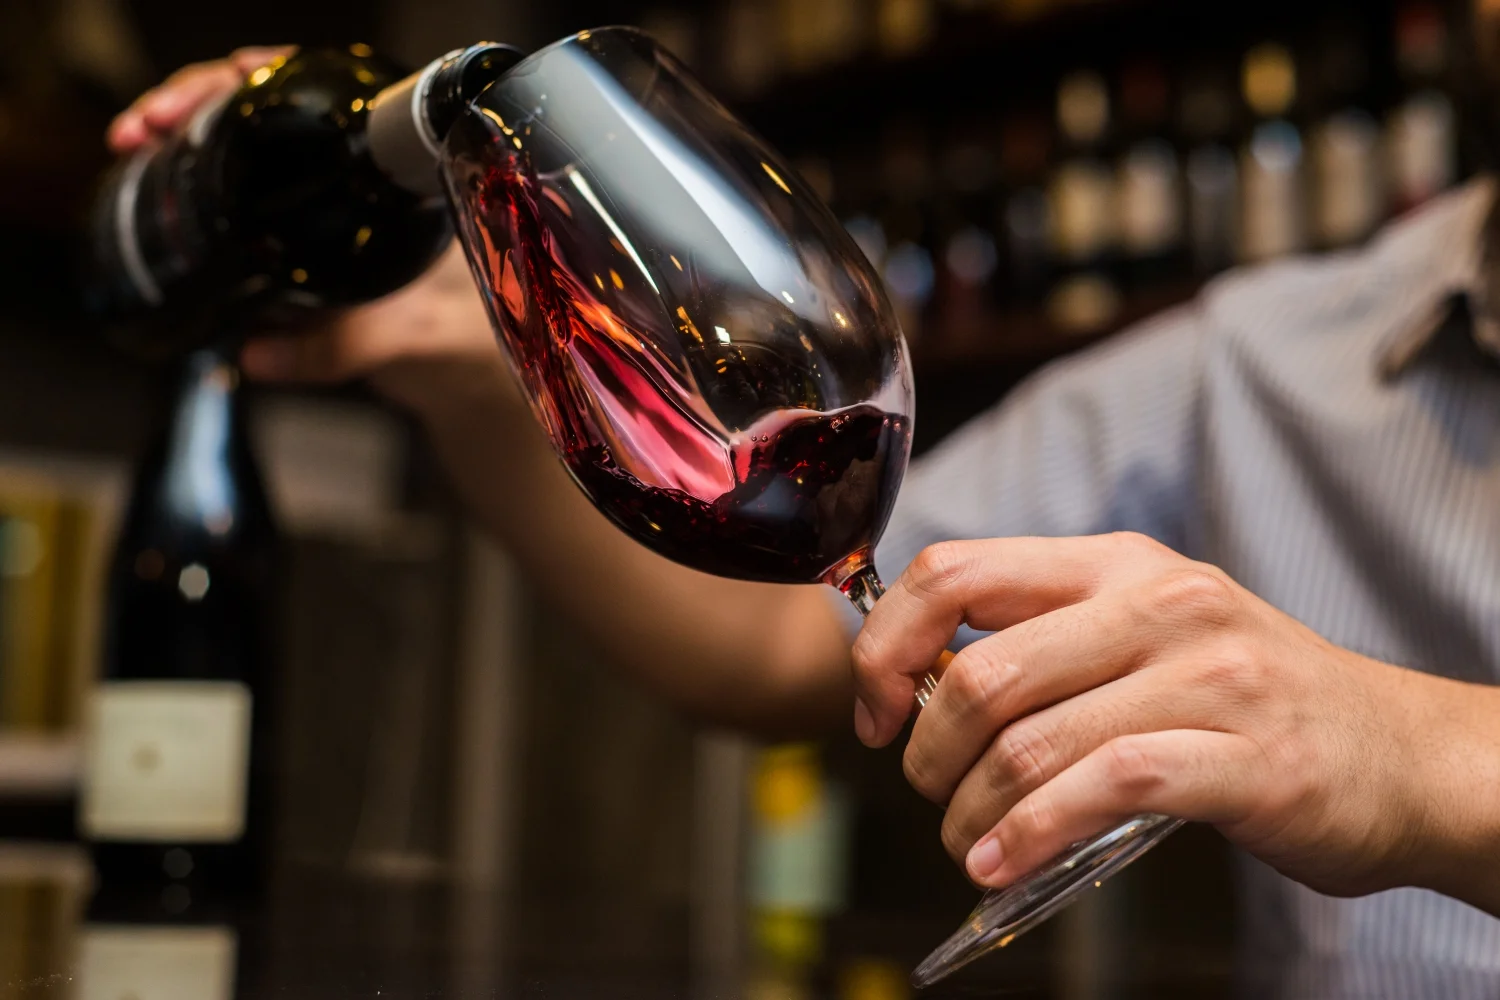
84;43;522;355
82;346;277;919
1179;65;1241;277
1238;42;1305;263
1046;70;1122;338
1308;22;1383;249
933;129;1000;354
1114;57;1186;292
877;132;938;347
1386;2;1456;215
995;112;1054;313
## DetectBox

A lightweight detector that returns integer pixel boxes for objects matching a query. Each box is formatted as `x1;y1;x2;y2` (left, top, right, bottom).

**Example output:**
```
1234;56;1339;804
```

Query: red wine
444;116;910;585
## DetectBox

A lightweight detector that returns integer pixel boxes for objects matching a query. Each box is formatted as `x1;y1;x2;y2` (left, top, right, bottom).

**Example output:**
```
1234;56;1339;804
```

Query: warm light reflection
677;306;704;342
247;66;274;87
350;98;365;113
761;162;792;194
568;169;660;294
349;43;373;57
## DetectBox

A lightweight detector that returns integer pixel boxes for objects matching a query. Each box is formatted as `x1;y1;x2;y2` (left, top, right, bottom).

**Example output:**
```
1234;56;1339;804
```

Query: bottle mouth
423;43;529;143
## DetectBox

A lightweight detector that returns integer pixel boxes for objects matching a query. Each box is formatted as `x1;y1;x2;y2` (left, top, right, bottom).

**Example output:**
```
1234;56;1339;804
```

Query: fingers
936;653;1268;859
230;46;297;75
108;46;295;154
964;729;1265;889
851;533;1172;745
901;593;1156;806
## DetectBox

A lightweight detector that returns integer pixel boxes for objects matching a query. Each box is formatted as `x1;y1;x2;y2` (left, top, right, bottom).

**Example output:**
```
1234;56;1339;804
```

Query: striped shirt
864;177;1500;983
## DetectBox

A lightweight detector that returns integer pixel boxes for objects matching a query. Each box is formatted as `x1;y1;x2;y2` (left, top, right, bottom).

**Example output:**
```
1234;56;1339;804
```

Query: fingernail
854;698;876;744
967;836;1002;881
240;339;296;378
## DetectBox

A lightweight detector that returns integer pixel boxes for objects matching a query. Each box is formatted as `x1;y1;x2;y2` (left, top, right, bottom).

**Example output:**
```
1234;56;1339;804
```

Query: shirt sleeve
833;302;1208;644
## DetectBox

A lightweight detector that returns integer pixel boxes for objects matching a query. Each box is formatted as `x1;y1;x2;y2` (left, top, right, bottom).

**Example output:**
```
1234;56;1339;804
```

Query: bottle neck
157;347;254;538
367;43;526;196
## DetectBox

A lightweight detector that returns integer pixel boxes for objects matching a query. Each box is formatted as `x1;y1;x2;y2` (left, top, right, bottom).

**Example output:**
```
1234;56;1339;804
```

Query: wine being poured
444;105;909;585
435;27;1181;987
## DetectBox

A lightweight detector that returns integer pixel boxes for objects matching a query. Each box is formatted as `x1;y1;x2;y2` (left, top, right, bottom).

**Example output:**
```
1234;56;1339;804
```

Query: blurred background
0;0;1471;996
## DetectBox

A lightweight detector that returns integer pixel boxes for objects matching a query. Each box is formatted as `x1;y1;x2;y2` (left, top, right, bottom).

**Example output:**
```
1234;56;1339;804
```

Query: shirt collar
1379;175;1500;378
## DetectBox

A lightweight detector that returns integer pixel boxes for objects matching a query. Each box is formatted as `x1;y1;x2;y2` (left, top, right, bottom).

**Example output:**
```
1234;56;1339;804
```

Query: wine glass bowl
441;27;913;587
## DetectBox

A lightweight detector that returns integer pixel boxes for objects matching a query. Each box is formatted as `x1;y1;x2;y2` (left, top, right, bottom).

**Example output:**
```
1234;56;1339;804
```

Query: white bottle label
78;925;237;1000
82;681;252;842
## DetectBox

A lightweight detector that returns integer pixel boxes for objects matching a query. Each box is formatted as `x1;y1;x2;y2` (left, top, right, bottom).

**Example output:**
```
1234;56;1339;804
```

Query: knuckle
991;724;1055;794
940;814;973;864
1148;566;1238;622
1192;639;1270;701
1009;794;1057;843
943;647;1018;719
907;542;968;597
1108;531;1167;559
849;631;881;683
1102;736;1164;797
902;742;944;803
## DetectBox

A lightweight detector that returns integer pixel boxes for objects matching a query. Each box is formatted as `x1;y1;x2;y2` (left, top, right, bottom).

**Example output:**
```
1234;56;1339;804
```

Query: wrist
1402;672;1500;912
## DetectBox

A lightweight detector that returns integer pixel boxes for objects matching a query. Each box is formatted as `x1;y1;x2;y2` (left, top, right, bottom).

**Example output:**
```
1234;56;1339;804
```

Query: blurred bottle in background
997;112;1055;313
1046;69;1122;337
77;345;275;999
745;744;849;1000
933;124;1000;354
1387;1;1456;215
1308;19;1384;249
1238;41;1305;262
878;129;938;347
1180;64;1242;276
1114;57;1185;292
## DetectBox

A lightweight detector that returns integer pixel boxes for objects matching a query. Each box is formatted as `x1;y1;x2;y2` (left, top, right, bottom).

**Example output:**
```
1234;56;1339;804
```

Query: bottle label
82;681;252;842
78;925;237;1000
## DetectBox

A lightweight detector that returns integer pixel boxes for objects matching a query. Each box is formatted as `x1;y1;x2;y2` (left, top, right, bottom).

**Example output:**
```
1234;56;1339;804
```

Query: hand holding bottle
105;48;521;425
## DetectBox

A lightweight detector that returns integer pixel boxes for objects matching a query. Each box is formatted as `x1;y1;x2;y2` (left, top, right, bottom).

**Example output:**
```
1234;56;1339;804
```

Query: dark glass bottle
85;43;522;356
83;346;276;921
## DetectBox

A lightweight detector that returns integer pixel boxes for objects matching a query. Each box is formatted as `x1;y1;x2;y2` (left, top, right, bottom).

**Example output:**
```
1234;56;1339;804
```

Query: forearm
414;373;852;736
1402;671;1500;915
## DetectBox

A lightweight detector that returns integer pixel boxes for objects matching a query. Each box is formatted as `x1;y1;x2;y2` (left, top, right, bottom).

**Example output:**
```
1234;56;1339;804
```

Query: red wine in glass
438;26;1181;987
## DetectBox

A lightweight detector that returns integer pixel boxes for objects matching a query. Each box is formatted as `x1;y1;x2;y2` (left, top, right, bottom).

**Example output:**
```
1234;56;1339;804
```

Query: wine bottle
85;42;523;357
1238;42;1305;263
82;347;276;918
933;130;999;354
995;112;1053;312
1115;58;1185;292
1179;65;1241;277
1046;70;1122;338
1308;21;1383;249
1387;2;1456;215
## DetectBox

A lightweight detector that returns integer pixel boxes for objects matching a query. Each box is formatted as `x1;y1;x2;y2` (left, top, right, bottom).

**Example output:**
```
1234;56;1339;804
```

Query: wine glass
436;26;1181;986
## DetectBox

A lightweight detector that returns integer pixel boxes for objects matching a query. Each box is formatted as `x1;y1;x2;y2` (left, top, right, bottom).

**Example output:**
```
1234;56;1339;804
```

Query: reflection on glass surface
442;28;913;587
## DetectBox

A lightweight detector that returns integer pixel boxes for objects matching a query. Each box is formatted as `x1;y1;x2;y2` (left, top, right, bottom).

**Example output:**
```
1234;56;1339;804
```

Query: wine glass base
910;813;1185;988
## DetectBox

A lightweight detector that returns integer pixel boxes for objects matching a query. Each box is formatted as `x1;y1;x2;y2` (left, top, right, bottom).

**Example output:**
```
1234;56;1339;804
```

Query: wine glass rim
499;25;660;80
